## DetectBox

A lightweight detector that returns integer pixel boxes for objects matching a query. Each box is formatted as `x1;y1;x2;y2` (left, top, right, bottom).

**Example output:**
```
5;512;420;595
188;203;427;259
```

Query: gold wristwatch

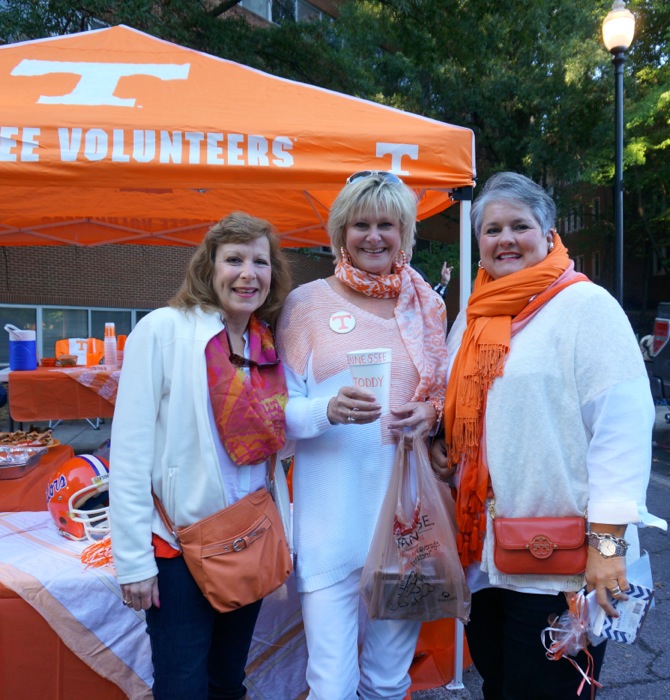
587;531;628;558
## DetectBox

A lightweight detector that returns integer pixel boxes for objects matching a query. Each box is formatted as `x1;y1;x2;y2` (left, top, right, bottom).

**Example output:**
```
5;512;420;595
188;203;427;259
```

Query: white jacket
109;306;291;585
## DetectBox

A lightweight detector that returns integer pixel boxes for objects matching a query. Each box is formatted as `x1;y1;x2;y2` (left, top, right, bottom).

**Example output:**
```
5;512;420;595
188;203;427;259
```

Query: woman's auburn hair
170;211;292;327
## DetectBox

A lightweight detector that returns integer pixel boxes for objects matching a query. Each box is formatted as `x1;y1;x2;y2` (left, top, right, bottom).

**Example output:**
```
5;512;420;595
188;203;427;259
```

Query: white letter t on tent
11;60;190;107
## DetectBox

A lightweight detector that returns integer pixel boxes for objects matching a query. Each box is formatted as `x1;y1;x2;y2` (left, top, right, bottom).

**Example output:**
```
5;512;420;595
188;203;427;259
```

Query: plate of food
0;430;60;449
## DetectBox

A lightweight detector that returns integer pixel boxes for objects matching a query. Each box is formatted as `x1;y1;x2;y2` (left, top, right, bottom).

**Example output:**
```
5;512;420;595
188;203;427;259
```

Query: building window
564;206;584;233
240;0;272;21
271;0;323;22
570;209;582;232
296;0;323;20
42;308;89;362
574;255;585;273
0;304;150;367
591;251;600;279
592;198;601;224
653;246;669;276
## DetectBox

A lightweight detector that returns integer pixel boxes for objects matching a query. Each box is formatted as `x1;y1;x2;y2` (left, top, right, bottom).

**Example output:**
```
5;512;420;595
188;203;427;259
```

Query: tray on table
0;446;48;480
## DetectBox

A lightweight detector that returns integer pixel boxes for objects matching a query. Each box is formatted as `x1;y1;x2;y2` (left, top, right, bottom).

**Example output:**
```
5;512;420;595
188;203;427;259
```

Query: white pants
301;568;422;700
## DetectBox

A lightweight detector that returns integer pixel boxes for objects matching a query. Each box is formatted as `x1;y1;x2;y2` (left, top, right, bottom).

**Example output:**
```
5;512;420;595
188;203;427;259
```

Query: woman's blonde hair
328;175;418;261
170;212;291;327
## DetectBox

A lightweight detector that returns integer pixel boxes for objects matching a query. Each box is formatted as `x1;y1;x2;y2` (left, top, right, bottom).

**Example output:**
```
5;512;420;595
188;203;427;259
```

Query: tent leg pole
458;199;472;311
445;619;465;689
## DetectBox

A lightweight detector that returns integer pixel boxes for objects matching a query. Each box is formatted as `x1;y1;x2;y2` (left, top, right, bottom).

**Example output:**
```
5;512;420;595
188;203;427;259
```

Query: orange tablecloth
0;502;470;699
0;588;467;700
0;419;470;696
8;367;117;422
0;446;123;698
0;585;466;700
0;512;152;699
0;444;74;512
0;582;125;700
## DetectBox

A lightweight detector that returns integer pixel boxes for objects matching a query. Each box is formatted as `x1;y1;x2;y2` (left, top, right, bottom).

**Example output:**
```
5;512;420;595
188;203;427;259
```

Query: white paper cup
347;348;392;414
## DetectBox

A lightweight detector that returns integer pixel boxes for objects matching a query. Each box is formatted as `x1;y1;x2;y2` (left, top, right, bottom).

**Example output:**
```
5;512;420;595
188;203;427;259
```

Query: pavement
47;417;112;456
8;410;669;700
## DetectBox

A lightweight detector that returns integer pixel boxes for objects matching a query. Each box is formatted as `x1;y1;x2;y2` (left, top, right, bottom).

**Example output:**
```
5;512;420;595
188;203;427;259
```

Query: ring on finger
122;599;132;606
610;585;622;595
347;410;355;423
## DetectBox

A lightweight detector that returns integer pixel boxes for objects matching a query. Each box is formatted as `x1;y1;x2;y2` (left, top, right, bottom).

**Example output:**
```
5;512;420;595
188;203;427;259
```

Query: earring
548;242;555;252
394;250;407;270
478;260;483;269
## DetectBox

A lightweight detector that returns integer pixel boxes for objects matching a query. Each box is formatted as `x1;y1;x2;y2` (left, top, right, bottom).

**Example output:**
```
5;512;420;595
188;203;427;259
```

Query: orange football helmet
46;454;110;541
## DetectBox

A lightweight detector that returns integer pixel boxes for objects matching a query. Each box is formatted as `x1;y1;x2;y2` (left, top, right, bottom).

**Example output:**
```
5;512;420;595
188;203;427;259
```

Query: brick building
0;244;336;365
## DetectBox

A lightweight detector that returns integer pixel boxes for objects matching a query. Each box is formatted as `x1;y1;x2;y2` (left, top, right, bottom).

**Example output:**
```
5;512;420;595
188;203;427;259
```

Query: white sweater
277;279;446;592
448;282;665;592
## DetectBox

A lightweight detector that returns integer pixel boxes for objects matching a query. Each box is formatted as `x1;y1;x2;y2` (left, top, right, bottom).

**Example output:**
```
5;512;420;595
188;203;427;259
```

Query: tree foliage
1;0;669;294
2;1;666;191
412;241;461;284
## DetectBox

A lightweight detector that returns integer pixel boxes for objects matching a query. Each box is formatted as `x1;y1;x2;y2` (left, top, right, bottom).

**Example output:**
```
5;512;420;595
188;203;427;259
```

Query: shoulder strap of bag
151;453;278;537
152;491;179;541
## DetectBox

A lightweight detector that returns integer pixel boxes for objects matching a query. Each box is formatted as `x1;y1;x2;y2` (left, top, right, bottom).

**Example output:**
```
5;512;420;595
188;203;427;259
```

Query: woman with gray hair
277;171;449;699
431;172;666;698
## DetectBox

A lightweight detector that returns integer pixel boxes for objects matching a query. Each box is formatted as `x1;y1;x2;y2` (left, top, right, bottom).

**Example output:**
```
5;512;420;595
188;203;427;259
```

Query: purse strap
151;453;278;540
152;491;179;541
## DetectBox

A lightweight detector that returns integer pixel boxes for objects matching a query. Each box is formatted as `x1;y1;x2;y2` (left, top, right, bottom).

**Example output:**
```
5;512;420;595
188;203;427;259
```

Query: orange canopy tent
0;25;475;692
0;25;474;265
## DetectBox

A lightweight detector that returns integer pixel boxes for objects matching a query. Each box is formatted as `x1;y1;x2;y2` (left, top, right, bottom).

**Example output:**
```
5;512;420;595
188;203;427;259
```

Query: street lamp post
602;0;635;306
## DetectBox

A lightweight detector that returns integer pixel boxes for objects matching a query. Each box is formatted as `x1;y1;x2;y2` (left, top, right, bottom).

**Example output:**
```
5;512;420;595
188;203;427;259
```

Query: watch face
600;538;617;556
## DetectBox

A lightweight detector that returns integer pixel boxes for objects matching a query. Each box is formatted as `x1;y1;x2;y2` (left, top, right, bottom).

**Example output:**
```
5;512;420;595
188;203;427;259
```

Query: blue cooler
5;324;37;371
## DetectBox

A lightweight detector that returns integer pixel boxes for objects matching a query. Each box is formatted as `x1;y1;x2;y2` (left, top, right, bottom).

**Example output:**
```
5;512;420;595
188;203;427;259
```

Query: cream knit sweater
448;281;663;592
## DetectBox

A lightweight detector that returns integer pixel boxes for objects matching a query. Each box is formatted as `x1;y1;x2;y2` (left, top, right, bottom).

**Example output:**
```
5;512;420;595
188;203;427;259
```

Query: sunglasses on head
225;326;280;370
345;171;404;185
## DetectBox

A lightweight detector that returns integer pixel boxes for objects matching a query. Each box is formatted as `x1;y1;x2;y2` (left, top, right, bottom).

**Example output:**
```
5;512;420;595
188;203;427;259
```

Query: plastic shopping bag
360;435;471;622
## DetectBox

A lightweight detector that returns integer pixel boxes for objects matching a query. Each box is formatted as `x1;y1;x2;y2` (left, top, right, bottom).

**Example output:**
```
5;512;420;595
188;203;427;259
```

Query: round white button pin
329;311;356;334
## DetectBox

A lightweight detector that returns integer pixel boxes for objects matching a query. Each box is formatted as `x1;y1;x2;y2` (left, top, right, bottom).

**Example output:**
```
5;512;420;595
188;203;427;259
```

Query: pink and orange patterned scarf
335;248;448;402
206;314;287;466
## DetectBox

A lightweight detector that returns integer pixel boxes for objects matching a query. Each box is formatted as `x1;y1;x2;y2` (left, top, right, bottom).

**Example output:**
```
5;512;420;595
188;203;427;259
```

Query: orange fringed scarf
444;235;589;567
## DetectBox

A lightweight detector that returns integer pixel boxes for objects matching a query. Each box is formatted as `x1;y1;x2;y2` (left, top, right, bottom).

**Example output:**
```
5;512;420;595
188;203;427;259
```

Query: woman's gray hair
328;174;418;261
471;172;556;240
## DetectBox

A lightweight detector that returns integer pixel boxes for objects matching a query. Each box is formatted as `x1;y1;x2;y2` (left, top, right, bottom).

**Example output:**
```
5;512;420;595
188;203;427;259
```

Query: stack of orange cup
117;335;127;367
